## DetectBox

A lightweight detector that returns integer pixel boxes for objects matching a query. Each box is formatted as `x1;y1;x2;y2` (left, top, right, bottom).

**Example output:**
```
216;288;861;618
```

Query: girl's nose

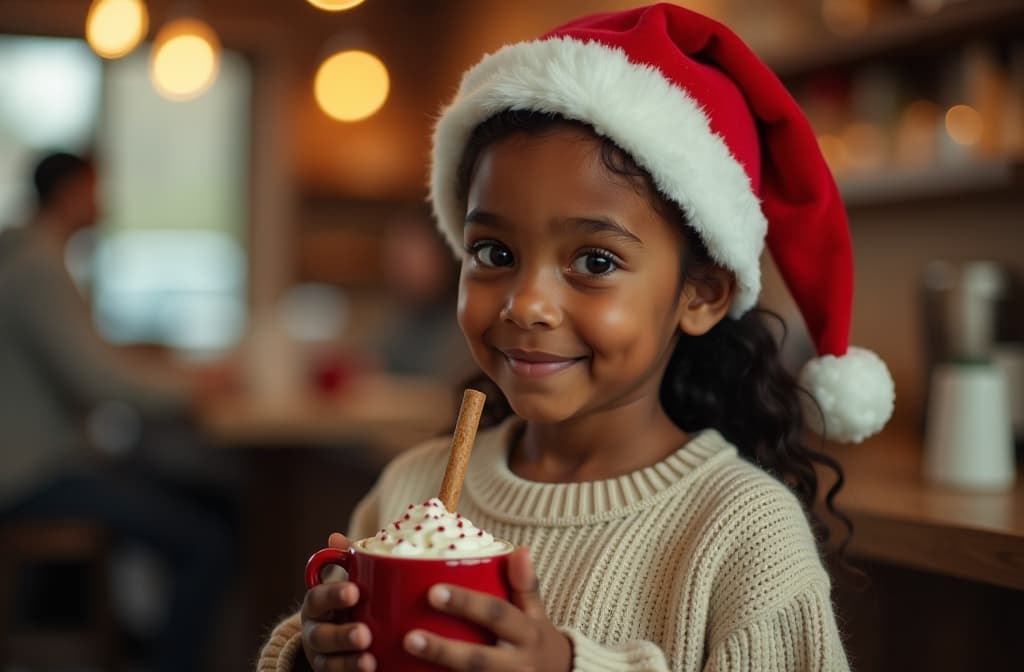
499;271;562;329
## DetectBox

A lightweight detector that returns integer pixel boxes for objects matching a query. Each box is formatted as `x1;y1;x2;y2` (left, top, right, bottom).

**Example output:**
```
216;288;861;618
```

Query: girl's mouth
500;349;586;378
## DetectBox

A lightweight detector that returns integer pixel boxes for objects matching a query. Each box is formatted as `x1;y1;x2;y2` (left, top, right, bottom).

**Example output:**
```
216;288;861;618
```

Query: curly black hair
453;109;854;561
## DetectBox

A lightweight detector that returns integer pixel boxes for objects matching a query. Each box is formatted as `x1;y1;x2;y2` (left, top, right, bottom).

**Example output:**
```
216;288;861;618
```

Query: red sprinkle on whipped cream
359;497;509;558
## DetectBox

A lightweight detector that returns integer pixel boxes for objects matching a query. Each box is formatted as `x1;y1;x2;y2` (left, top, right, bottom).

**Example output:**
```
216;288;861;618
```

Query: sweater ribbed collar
463;417;736;526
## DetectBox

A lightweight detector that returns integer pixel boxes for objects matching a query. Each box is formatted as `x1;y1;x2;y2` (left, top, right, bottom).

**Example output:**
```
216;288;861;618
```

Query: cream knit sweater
258;419;850;671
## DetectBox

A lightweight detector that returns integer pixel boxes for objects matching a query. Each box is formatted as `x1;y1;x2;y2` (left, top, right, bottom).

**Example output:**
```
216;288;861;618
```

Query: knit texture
258;419;850;671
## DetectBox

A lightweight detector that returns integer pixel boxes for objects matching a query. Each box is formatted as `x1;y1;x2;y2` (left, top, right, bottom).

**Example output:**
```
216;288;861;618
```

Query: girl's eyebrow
556;216;644;247
464;207;506;228
465;208;644;247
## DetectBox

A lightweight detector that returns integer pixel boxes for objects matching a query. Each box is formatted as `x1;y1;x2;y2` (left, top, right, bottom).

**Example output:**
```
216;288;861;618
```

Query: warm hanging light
149;17;221;102
86;0;148;59
306;0;366;11
314;49;390;122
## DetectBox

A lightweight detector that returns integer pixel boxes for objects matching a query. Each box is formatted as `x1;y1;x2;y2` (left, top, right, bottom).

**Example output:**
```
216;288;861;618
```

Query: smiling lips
500;348;586;378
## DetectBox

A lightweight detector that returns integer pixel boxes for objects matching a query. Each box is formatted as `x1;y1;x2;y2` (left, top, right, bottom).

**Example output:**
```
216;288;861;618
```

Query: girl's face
458;126;694;424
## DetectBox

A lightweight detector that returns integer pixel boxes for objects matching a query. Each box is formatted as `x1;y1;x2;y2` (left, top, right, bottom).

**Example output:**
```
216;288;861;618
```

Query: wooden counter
821;427;1024;590
199;374;456;456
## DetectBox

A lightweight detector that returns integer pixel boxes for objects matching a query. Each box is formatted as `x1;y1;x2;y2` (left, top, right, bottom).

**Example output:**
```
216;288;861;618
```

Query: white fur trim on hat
430;37;767;316
799;346;895;443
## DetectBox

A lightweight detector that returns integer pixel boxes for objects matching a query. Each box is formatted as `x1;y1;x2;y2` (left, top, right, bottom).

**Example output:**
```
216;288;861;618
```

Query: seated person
0;151;236;672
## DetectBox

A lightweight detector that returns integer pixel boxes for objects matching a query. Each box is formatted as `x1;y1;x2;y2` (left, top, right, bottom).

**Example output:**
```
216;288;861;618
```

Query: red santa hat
429;2;894;442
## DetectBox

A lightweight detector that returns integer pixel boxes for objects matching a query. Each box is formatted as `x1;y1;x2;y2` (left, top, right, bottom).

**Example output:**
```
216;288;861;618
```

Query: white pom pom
798;346;895;443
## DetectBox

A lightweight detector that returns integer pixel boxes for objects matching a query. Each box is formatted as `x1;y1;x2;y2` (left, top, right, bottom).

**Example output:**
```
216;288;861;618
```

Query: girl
259;4;894;671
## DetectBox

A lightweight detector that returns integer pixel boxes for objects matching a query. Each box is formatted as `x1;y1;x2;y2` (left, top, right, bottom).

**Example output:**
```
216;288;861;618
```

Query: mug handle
305;547;353;589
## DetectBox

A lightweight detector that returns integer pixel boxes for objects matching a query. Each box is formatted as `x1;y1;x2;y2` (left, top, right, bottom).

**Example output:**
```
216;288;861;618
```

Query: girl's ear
677;266;736;336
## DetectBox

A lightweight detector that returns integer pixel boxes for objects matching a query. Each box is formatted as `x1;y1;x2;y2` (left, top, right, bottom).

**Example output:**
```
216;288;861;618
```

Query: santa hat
429;2;894;443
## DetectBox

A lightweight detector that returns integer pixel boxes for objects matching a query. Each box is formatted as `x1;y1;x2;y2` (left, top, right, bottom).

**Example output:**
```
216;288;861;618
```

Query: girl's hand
402;547;572;672
300;532;376;672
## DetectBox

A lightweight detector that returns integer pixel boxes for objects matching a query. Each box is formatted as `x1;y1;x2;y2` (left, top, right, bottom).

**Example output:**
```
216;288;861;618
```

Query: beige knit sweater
258;419;850;671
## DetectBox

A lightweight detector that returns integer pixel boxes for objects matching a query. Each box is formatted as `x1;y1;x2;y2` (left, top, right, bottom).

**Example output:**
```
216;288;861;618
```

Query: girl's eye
571;251;618;276
470;242;514;268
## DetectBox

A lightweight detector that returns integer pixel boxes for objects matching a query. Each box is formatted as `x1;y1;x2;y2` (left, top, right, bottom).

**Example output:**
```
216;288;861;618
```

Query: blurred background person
371;207;474;384
0;150;237;672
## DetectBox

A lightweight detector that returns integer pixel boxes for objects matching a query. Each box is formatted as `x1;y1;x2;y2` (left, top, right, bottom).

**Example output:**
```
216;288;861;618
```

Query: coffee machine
920;260;1021;490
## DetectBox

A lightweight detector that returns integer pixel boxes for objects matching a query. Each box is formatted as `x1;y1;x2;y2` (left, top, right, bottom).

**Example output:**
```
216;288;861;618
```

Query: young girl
259;4;895;671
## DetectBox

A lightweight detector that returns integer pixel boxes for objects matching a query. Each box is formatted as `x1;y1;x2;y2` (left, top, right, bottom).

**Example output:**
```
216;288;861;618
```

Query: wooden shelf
820;426;1024;590
768;0;1024;80
838;157;1024;208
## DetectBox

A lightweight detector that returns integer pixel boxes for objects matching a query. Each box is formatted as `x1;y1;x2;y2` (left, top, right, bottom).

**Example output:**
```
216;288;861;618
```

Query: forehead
466;126;667;227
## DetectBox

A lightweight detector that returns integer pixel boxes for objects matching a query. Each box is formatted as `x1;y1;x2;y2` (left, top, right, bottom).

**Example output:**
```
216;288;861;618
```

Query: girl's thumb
508;546;545;618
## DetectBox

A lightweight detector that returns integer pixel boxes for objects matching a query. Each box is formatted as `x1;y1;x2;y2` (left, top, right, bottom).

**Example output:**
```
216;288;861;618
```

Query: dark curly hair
453;109;854;560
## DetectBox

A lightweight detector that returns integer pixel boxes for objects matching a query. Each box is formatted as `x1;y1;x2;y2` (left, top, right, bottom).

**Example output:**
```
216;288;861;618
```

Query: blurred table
821;426;1024;590
198;374;456;455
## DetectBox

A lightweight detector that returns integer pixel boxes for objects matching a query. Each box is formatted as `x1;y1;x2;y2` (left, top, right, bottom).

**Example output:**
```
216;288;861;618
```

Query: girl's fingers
328;532;350;549
404;629;518;671
352;653;377;672
311;652;376;672
305;621;372;654
507;546;546;619
426;584;534;646
302;581;360;620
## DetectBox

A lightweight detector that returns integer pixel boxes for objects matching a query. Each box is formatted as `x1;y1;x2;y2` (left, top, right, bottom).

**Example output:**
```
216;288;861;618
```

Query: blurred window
0;36;101;228
96;47;250;352
0;35;251;354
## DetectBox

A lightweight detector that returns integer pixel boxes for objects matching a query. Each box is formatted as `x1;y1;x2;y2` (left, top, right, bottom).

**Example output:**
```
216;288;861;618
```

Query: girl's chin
503;394;578;425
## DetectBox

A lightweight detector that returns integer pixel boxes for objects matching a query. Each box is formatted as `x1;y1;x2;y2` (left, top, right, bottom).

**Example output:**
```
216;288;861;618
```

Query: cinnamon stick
438;389;486;511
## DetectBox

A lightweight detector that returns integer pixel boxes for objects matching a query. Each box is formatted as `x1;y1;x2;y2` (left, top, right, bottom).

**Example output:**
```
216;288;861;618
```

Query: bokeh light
149;18;221;101
86;0;148;59
306;0;366;11
817;133;849;174
945;104;984;146
895;99;940;165
841;121;887;172
314;50;390;122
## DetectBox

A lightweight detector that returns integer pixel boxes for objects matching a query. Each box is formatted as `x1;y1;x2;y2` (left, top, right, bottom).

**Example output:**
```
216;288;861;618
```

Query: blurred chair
0;520;118;670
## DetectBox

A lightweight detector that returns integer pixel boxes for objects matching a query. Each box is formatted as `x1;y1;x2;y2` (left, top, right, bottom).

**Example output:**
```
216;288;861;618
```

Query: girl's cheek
585;299;639;344
593;303;631;331
457;286;491;339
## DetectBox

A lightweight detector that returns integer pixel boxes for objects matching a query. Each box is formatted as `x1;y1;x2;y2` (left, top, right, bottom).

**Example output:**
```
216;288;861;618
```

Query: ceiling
0;0;810;198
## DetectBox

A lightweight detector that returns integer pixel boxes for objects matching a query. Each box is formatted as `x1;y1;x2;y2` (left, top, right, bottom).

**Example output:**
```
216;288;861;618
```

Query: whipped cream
359;498;510;558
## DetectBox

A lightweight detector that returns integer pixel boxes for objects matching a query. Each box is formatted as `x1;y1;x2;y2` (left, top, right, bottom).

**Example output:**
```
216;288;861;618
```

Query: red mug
305;540;513;671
